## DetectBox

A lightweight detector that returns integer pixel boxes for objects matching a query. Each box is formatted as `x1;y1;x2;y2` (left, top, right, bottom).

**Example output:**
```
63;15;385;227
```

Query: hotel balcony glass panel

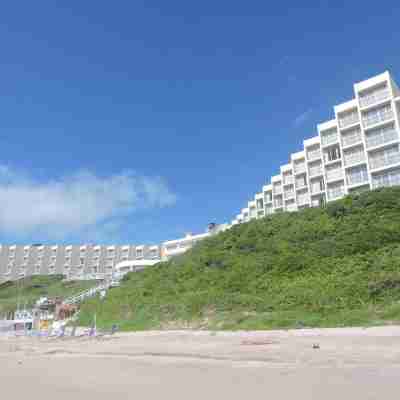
362;104;394;128
285;202;297;212
293;161;306;174
310;179;325;194
295;175;307;189
264;192;273;203
327;184;345;200
341;127;362;147
343;146;366;166
283;175;294;185
265;205;273;215
372;168;400;189
321;129;338;146
346;165;369;186
284;188;295;199
297;192;310;206
274;198;283;208
365;123;398;149
307;148;321;161
359;86;391;108
369;146;400;170
338;110;359;129
308;162;323;177
326;166;344;182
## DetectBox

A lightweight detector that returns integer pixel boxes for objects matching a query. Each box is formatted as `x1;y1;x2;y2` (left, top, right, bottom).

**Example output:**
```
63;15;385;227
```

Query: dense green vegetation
0;275;97;315
79;187;400;330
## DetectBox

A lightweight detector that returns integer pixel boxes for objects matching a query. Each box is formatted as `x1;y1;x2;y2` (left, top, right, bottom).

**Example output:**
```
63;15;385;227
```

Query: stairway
63;282;111;305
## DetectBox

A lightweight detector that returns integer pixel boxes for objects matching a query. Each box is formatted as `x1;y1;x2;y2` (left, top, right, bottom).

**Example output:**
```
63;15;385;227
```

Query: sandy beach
1;326;400;399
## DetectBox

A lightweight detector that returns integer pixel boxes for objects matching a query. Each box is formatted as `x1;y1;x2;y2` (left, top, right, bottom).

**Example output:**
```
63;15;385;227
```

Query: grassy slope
79;187;400;331
0;275;97;315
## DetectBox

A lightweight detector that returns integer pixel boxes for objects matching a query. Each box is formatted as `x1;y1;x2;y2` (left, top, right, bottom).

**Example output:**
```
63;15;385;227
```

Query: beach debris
312;343;320;349
241;339;277;346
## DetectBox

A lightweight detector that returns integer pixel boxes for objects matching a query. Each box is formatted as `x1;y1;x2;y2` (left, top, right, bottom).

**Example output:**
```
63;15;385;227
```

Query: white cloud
0;166;177;240
293;108;313;127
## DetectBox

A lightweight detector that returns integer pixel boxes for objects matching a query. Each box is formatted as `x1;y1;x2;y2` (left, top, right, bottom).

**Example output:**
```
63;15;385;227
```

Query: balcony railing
294;164;306;174
297;195;310;206
369;152;400;170
346;173;369;186
283;176;294;185
307;150;321;161
365;128;398;149
343;153;366;166
341;131;362;147
296;182;308;190
327;187;345;200
339;113;359;129
363;108;394;128
284;190;295;199
309;166;323;177
359;89;391;108
321;133;338;147
326;168;344;182
372;172;400;189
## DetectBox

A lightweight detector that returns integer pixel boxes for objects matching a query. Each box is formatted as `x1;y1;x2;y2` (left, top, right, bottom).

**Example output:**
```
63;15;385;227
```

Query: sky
0;1;399;244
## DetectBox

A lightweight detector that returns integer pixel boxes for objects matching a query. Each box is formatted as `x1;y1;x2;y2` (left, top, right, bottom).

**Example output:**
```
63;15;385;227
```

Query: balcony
326;168;344;182
309;165;323;178
284;190;295;199
359;88;391;108
343;152;366;167
362;107;394;128
321;133;339;147
286;203;297;212
341;131;362;148
372;170;400;189
369;152;400;170
294;164;306;174
307;150;321;161
346;171;369;187
339;113;359;129
365;127;399;149
297;195;310;206
283;176;294;185
327;186;345;200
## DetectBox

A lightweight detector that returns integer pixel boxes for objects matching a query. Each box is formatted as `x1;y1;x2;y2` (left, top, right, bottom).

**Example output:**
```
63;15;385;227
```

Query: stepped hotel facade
232;71;400;225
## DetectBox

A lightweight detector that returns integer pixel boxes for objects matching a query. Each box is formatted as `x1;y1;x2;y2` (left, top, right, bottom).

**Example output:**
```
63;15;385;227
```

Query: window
324;146;341;163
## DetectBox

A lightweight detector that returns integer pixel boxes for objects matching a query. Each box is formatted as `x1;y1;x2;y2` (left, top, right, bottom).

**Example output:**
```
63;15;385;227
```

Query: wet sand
1;326;400;399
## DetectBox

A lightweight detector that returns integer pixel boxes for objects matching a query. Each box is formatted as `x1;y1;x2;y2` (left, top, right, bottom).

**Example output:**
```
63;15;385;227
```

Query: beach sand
1;326;400;399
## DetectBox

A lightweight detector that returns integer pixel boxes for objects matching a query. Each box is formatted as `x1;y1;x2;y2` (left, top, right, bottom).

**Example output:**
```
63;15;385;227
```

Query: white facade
232;71;400;225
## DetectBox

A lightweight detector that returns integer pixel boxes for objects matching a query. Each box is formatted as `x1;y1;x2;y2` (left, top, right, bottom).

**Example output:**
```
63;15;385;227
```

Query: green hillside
0;275;97;315
79;187;400;331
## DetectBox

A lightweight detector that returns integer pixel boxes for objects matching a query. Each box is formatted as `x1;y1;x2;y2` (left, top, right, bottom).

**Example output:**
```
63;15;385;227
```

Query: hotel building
232;71;400;225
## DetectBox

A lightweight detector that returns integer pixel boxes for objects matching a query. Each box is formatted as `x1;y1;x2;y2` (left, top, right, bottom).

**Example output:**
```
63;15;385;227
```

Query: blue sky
0;1;399;244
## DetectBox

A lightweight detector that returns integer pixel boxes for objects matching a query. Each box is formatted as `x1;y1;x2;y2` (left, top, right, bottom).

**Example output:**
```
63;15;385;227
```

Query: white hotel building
232;71;400;225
